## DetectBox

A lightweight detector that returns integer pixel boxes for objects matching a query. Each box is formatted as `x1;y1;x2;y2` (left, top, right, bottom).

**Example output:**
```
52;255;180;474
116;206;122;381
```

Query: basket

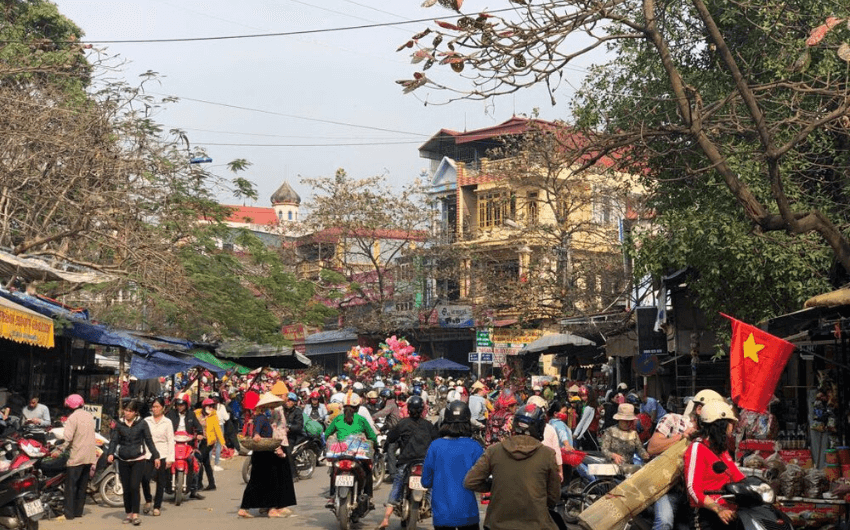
562;450;587;467
238;435;282;452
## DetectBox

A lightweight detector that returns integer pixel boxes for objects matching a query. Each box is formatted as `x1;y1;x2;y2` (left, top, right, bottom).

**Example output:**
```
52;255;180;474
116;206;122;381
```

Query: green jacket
324;413;377;443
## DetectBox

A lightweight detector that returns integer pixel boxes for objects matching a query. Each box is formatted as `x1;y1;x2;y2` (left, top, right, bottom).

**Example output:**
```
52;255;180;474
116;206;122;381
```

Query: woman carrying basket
237;392;297;518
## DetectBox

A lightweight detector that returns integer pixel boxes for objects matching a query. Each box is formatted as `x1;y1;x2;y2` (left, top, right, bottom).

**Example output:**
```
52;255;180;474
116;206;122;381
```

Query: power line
152;92;429;136
75;7;521;44
197;140;423;147
164;125;422;140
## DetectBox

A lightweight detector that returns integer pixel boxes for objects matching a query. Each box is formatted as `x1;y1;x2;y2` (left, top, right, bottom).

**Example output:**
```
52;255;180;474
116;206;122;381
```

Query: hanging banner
0;296;54;348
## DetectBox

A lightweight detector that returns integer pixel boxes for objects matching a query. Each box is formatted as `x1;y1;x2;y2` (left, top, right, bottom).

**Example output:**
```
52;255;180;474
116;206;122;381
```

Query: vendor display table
776;496;848;527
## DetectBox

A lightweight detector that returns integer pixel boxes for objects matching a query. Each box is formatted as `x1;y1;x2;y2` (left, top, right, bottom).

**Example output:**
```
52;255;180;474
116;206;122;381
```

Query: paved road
41;454;581;530
41;455;436;530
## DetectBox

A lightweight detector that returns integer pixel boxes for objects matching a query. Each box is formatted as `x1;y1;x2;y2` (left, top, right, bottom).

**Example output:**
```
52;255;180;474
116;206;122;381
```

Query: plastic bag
804;468;829;498
780;464;805;497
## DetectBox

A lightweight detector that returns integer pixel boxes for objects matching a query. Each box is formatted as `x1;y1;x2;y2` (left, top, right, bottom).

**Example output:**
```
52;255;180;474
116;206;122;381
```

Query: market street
40;454;503;530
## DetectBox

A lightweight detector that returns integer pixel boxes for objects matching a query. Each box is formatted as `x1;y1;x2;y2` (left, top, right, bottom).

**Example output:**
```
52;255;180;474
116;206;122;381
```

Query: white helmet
684;389;724;417
343;393;361;408
699;400;737;424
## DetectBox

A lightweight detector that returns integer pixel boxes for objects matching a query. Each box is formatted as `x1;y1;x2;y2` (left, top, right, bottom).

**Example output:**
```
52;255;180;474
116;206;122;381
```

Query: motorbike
372;419;388;487
700;472;792;530
391;460;431;530
292;434;322;480
171;431;199;506
326;435;374;530
0;460;44;530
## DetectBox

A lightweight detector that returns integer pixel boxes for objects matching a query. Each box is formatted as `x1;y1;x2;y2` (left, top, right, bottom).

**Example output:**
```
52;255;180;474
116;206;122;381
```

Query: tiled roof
223;205;279;226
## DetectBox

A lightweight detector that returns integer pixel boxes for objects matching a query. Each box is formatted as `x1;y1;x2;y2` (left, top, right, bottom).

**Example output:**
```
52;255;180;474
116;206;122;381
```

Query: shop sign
493;352;507;366
493;345;523;356
83;404;103;432
0;300;54;348
476;346;493;354
437;304;473;328
476;330;493;347
491;328;543;345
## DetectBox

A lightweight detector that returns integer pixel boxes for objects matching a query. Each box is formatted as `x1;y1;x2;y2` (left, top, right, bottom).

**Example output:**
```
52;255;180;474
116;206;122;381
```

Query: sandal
123;516;133;524
143;503;151;515
237;510;254;518
133;517;142;526
152;509;161;517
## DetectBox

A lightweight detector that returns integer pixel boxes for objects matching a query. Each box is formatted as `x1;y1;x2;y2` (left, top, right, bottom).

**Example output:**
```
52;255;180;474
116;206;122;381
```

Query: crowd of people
13;368;754;530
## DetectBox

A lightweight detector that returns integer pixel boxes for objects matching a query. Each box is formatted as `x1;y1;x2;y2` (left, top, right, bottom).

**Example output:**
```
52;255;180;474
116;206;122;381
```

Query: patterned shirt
654;413;693;438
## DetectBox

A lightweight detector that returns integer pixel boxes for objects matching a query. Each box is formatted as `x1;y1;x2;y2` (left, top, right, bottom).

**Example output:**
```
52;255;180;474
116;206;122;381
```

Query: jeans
196;443;215;489
387;463;409;506
63;464;92;519
653;492;675;530
214;440;221;466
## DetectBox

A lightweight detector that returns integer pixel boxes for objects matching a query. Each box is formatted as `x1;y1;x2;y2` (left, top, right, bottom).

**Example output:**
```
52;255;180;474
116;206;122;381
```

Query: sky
51;0;598;208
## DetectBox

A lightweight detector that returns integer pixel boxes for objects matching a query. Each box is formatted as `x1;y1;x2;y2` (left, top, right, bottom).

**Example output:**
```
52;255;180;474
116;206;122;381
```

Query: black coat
165;409;203;437
284;406;304;441
108;417;160;461
387;416;438;465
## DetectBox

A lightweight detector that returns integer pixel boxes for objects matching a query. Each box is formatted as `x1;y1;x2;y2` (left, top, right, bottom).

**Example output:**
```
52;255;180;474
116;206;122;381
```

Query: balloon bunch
344;336;423;377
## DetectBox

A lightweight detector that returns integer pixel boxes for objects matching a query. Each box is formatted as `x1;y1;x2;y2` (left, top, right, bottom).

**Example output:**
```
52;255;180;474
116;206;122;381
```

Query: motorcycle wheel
99;472;124;508
563;477;585;523
372;455;386;489
295;449;316;480
405;499;420;530
25;519;38;530
336;492;350;530
174;470;184;506
242;458;251;484
581;478;618;511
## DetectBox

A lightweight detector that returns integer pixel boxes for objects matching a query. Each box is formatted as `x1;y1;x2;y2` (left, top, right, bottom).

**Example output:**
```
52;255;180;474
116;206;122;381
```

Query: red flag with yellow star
722;313;796;413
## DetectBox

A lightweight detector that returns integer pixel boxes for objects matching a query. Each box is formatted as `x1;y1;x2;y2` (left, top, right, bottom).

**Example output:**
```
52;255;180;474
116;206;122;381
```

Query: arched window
288;211;293;221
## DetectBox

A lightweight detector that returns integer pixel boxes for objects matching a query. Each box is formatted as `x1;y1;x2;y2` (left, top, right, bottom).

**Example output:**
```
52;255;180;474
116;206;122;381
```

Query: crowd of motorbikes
0;424;119;530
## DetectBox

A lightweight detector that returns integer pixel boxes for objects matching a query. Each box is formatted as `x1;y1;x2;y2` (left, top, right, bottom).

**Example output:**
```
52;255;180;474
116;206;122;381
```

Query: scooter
0;460;44;530
702;471;792;530
391;460;431;530
171;431;199;506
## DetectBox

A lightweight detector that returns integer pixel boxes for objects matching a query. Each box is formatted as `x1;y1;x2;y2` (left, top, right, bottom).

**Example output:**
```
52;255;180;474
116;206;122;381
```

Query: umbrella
418;358;471;372
519;333;597;354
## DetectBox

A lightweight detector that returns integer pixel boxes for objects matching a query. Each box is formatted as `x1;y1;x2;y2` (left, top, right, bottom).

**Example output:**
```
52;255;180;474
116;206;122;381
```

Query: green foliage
0;0;90;97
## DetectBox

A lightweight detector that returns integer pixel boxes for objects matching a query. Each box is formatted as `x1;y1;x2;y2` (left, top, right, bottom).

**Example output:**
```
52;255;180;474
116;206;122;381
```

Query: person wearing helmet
599;403;649;473
376;396;439;529
165;393;204;500
422;401;484;530
464;404;561;530
282;392;305;480
323;393;378;508
647;389;724;530
195;398;225;491
365;390;381;416
304;391;328;425
62;394;97;520
684;400;745;529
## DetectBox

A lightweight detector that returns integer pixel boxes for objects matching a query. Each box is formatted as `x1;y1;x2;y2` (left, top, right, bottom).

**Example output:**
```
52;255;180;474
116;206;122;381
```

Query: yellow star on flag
743;332;765;363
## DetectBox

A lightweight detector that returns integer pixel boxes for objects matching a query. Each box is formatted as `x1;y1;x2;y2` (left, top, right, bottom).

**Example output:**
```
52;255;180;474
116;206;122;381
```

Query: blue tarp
0;289;224;377
418;358;470;371
129;351;226;379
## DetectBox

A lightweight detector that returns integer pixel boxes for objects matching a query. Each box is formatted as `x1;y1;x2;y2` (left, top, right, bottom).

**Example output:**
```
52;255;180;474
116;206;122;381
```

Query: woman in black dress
237;392;297;518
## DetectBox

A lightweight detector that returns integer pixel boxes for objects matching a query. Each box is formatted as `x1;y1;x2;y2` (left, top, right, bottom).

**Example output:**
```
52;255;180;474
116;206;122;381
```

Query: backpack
303;412;323;437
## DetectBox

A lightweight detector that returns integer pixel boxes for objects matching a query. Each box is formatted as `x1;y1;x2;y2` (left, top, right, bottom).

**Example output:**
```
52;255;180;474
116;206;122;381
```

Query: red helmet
202;398;215;407
310;391;320;399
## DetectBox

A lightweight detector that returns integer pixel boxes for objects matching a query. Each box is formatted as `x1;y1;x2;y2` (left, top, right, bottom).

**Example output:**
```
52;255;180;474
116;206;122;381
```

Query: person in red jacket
684;400;745;529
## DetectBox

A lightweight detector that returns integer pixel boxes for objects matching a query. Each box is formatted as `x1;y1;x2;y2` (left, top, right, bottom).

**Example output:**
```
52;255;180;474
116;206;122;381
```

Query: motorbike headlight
754;483;775;504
